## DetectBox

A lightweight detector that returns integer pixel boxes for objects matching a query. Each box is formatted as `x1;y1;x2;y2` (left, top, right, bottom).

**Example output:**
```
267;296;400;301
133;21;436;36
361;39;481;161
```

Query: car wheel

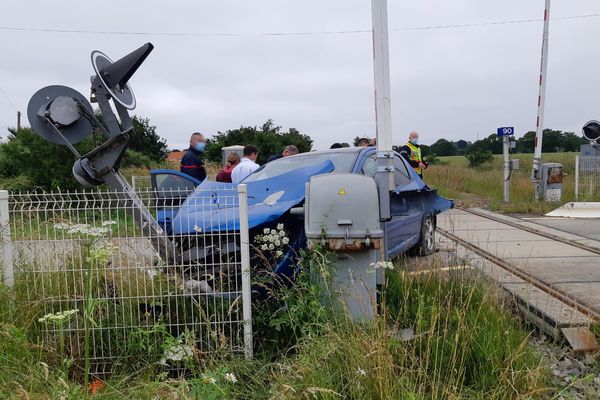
417;215;435;256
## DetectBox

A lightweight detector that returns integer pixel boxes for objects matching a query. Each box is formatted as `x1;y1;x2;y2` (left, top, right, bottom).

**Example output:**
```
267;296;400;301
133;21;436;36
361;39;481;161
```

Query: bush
204;119;313;165
425;152;442;165
0;175;34;192
465;149;494;168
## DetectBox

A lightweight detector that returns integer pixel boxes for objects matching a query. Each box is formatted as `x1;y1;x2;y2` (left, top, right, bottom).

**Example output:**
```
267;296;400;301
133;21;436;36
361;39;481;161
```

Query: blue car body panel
153;147;453;266
171;160;335;234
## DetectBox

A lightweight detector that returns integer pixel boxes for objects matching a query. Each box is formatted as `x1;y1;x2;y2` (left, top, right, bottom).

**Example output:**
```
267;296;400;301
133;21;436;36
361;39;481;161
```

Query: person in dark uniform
266;145;299;163
180;132;207;182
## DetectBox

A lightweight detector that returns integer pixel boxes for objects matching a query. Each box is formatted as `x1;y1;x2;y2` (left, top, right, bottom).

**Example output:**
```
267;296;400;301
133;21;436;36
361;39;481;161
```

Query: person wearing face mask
400;131;428;179
180;132;207;182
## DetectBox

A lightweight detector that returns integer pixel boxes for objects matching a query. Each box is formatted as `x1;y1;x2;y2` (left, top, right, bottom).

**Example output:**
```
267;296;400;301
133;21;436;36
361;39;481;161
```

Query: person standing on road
180;132;207;182
231;145;260;183
266;145;299;163
400;131;428;179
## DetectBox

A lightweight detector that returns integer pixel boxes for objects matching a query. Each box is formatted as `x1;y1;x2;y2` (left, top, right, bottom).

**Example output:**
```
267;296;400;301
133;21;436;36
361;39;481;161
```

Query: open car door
150;169;202;233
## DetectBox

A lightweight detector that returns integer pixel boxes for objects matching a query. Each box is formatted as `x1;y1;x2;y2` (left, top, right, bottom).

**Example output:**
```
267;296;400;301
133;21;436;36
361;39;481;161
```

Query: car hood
172;160;335;234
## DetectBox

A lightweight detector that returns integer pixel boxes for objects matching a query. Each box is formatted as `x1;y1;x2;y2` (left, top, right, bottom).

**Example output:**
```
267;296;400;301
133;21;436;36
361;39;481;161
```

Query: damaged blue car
151;147;453;277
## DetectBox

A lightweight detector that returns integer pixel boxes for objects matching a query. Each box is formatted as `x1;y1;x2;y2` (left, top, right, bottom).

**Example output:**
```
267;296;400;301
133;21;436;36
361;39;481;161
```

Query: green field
426;152;582;214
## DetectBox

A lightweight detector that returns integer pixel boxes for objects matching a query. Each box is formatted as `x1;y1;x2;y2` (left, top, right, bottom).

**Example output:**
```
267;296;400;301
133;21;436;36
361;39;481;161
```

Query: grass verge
0;254;549;399
426;153;583;214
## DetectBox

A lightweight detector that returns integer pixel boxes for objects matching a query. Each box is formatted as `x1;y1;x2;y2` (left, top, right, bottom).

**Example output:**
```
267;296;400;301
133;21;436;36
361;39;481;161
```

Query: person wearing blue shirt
180;132;207;182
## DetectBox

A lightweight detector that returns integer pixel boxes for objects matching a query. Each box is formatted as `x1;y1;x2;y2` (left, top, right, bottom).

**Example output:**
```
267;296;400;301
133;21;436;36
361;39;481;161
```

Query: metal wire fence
0;186;252;374
575;156;600;201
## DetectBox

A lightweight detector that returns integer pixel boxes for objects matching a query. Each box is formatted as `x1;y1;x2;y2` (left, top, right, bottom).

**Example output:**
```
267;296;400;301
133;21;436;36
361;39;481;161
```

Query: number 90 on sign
497;127;514;136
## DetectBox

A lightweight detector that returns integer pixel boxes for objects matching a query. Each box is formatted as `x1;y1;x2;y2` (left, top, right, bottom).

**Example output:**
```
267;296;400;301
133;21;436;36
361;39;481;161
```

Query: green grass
426;152;583;214
0;253;551;399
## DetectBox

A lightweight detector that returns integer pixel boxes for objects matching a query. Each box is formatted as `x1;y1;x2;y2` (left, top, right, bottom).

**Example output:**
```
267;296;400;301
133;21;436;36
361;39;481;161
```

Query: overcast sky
1;0;598;150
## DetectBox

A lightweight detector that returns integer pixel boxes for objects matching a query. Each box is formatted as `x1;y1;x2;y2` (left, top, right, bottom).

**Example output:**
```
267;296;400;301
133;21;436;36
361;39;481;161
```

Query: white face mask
410;138;419;145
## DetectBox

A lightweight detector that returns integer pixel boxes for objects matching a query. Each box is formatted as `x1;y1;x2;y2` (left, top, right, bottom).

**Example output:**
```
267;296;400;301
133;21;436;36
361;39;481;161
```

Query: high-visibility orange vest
406;141;423;175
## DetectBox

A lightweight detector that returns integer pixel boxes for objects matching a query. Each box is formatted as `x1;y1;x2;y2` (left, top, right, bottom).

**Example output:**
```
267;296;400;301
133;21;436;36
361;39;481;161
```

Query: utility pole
371;0;394;221
16;111;21;133
531;0;551;200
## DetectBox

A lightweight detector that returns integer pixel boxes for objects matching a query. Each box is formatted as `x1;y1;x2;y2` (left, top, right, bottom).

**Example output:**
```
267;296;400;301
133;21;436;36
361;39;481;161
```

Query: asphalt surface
513;216;600;242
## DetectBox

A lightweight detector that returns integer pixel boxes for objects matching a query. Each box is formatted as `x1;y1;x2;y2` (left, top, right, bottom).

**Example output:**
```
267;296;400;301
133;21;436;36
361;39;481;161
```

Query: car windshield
243;151;358;183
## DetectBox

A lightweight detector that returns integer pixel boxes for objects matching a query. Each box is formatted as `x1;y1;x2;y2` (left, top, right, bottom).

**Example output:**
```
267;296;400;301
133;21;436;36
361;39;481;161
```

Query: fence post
237;184;253;359
575;155;579;201
0;190;13;287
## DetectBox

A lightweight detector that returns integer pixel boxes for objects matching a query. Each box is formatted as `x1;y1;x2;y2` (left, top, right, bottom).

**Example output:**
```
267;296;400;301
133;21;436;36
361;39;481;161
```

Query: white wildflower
53;222;71;230
268;243;275;251
207;377;217;385
270;229;277;235
279;230;286;237
275;240;281;246
282;237;289;245
356;367;367;376
224;372;237;383
101;220;117;226
370;261;394;270
194;225;202;233
162;340;193;362
38;309;79;324
261;244;269;251
275;250;283;257
263;228;270;234
276;223;284;230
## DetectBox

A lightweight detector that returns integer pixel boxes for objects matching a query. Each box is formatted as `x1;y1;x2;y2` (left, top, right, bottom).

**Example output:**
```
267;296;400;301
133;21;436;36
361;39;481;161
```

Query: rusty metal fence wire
575;156;600;201
0;186;252;374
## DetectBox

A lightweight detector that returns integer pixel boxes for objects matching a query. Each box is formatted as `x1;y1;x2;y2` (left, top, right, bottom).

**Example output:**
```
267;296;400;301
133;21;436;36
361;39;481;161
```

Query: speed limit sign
497;127;514;136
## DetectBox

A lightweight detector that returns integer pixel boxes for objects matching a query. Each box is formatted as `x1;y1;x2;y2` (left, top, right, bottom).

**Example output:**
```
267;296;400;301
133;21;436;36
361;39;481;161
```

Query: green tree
430;139;457;156
470;134;503;154
516;129;585;153
0;115;165;191
0;128;98;191
204;119;313;165
465;148;494;168
129;116;168;162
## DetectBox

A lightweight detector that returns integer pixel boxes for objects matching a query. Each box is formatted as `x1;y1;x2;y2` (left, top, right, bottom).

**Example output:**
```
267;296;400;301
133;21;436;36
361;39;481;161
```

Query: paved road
513;215;600;242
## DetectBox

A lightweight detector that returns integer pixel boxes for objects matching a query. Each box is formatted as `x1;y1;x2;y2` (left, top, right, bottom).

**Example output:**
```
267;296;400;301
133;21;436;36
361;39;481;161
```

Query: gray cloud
0;0;598;150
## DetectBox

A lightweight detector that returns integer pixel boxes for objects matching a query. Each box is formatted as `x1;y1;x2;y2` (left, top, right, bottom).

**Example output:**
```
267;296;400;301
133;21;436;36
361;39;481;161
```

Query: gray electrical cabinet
221;145;244;166
541;163;564;202
305;173;384;321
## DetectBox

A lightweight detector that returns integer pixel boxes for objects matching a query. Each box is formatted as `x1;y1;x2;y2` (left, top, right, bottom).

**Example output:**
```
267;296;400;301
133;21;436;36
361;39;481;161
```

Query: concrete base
546;202;600;218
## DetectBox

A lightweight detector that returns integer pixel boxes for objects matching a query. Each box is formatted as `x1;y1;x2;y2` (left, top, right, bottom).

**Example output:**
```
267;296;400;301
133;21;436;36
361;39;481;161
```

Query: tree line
0;118;312;191
1;115;585;191
421;129;586;158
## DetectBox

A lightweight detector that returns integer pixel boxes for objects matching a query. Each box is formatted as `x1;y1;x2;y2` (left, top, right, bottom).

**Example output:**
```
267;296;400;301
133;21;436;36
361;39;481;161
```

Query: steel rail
463;208;600;257
437;225;600;321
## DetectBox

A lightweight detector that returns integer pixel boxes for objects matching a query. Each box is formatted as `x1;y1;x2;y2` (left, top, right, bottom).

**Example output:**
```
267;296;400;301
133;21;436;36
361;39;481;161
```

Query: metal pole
503;136;510;203
16;111;21;133
531;0;551;200
575;155;580;201
371;0;393;221
237;184;253;359
0;190;13;287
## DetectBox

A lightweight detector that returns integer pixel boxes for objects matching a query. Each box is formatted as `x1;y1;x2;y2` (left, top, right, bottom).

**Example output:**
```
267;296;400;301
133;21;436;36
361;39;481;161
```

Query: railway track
463;208;600;257
437;209;600;322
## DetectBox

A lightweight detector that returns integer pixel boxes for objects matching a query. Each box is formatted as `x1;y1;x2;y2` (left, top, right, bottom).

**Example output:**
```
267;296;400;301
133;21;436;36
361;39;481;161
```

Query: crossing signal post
497;127;518;203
